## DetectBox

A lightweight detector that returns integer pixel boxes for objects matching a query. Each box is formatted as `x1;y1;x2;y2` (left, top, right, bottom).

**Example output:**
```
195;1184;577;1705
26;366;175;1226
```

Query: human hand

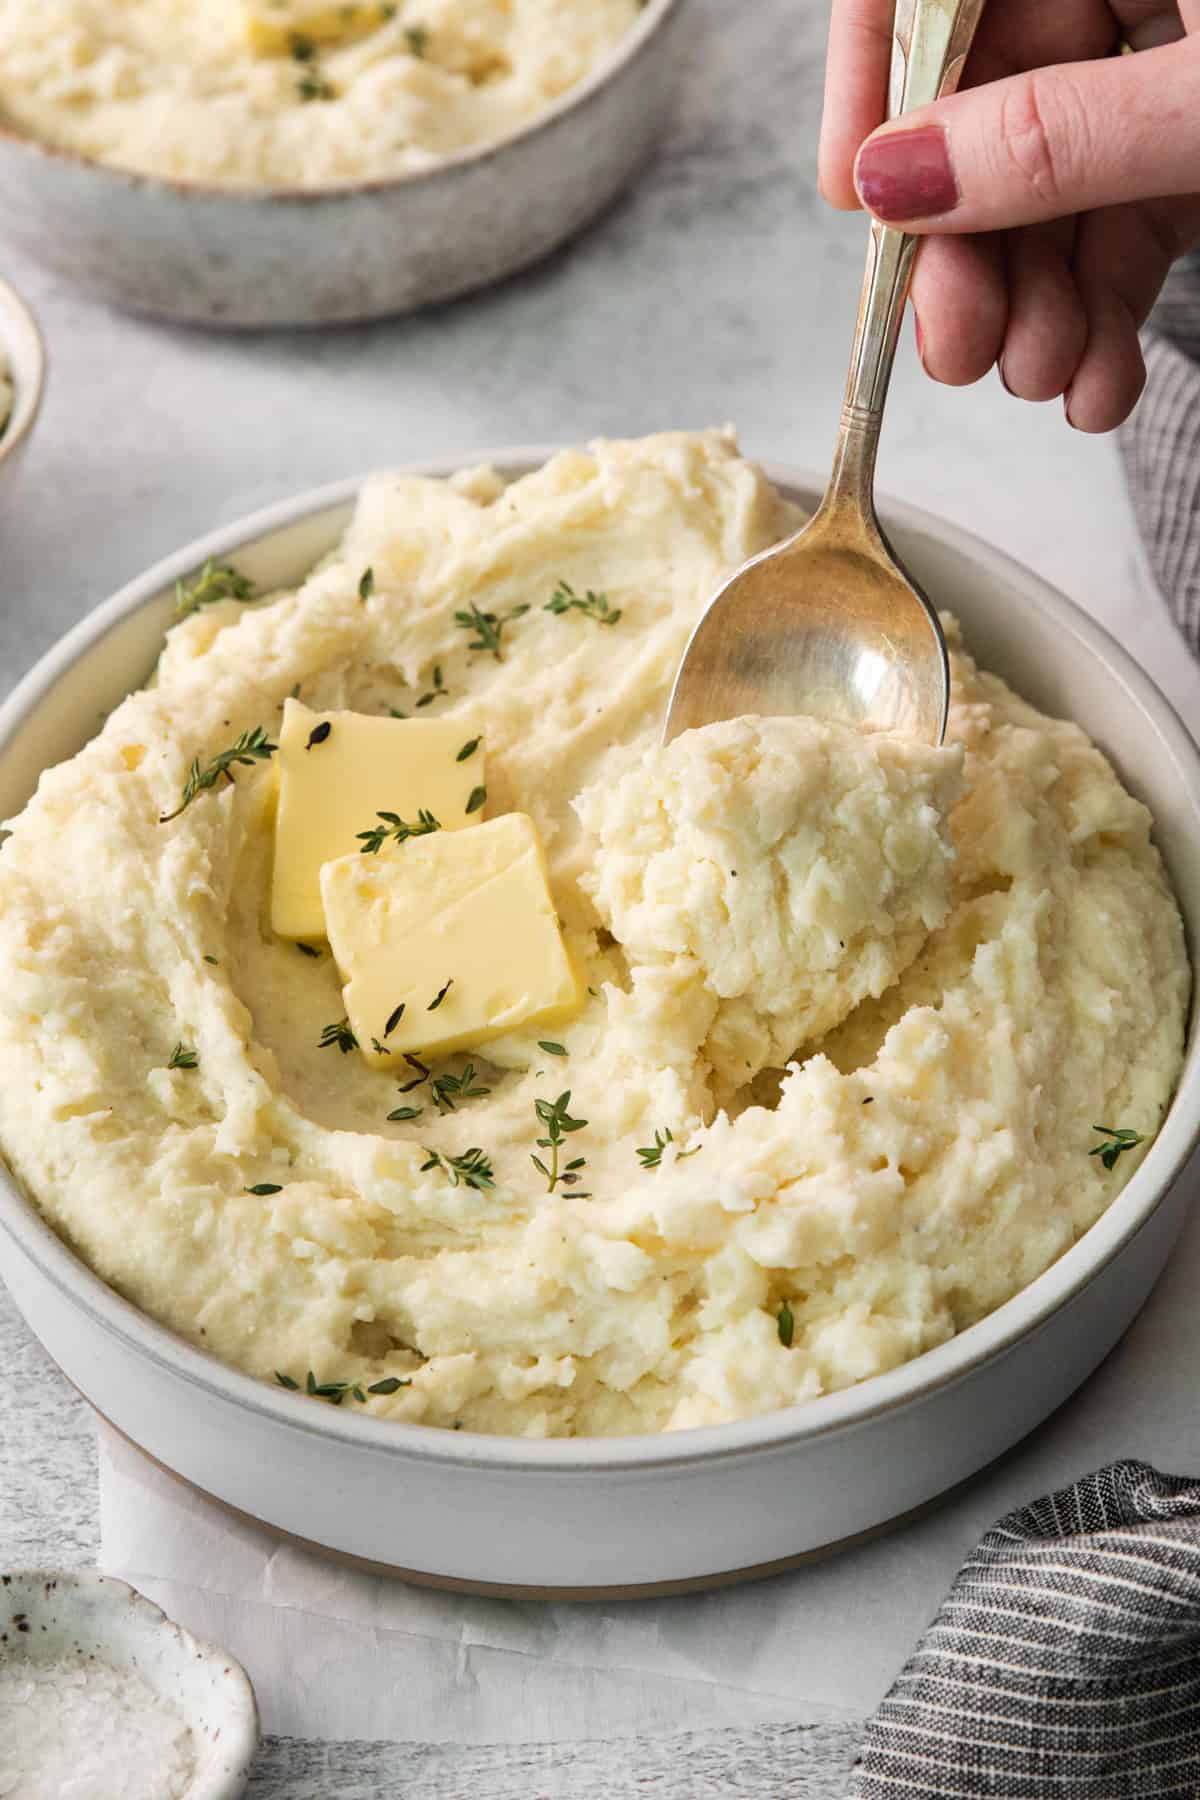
819;2;1200;431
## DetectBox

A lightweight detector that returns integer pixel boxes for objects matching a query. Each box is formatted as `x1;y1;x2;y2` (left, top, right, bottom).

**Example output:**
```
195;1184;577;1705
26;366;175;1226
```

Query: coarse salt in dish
0;1655;194;1800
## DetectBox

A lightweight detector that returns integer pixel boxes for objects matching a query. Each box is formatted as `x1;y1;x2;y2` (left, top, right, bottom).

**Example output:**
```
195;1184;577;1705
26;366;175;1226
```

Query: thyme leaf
319;1017;359;1055
636;1127;698;1169
456;737;481;762
159;726;277;823
359;566;375;602
276;1369;412;1406
246;1182;283;1196
357;808;442;855
465;786;486;815
427;979;453;1012
419;1146;495;1191
1089;1124;1146;1172
167;1043;198;1071
174;559;255;620
777;1302;794;1348
544;579;621;627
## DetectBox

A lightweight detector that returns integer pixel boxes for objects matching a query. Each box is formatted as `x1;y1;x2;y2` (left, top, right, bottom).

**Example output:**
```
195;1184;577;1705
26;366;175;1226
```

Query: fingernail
855;125;958;223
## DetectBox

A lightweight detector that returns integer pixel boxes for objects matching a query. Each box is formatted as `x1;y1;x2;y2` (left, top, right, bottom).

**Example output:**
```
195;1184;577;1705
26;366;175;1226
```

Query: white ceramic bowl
0;1570;258;1797
0;452;1197;1597
0;2;683;328
0;277;44;480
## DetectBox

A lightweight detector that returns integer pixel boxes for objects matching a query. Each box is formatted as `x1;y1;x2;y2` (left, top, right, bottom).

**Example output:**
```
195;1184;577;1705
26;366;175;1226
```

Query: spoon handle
826;0;986;519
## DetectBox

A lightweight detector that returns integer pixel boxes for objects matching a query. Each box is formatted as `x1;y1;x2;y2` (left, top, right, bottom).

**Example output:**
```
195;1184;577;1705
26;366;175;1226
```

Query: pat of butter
243;2;394;56
321;812;582;1068
271;699;483;941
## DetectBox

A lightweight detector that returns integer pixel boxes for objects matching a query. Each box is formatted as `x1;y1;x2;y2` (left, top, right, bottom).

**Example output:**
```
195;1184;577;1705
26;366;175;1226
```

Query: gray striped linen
1120;251;1200;654
849;1461;1200;1798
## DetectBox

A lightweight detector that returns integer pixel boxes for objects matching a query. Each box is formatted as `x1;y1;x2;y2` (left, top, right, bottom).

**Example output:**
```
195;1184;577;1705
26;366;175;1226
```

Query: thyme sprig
174;558;255;620
357;808;441;854
532;1090;588;1193
545;579;621;627
454;601;529;660
636;1128;699;1170
419;1146;496;1191
160;726;277;823
319;1017;359;1054
276;1370;411;1406
167;1043;198;1071
431;1062;491;1113
1090;1125;1146;1171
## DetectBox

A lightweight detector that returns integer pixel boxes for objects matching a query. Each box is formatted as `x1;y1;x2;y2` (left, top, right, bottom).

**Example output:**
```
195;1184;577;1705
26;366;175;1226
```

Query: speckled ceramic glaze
0;277;44;481
0;456;1197;1595
0;0;683;328
0;1569;259;1798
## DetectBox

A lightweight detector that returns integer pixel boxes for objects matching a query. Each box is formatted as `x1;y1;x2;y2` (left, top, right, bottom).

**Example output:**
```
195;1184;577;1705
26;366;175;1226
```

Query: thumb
854;35;1200;233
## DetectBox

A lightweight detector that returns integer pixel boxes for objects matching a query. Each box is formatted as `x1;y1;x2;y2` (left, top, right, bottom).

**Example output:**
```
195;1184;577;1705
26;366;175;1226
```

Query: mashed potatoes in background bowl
0;0;682;326
0;436;1197;1593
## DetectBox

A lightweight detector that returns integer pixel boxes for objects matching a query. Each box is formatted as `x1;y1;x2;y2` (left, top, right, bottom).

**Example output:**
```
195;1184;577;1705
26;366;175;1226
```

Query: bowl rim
1;445;1197;1477
0;0;680;203
0;1568;259;1799
0;276;45;470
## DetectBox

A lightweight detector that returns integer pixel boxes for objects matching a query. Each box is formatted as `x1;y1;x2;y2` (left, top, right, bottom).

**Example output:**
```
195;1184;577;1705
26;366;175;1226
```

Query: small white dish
0;1570;258;1799
0;277;44;480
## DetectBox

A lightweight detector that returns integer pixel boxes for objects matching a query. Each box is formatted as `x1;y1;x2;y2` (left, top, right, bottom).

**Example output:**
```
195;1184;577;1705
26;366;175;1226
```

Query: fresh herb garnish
456;737;481;762
246;1183;283;1196
777;1302;794;1348
465;786;486;815
405;22;429;55
289;31;317;60
1090;1125;1146;1171
455;602;507;659
431;1062;491;1113
167;1043;198;1071
419;1146;495;1191
397;1053;431;1094
174;559;255;620
427;979;453;1012
203;955;220;966
357;808;441;854
296;942;323;959
387;1105;424;1122
384;1002;406;1037
544;579;621;626
635;1128;698;1169
305;721;333;751
319;1017;359;1054
297;66;336;100
276;1370;412;1406
538;1041;567;1058
531;1090;588;1193
159;726;277;823
359;567;375;602
415;665;446;708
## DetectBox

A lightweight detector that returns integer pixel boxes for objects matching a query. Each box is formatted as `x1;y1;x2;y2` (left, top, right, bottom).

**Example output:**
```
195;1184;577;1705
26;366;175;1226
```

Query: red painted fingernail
855;125;958;223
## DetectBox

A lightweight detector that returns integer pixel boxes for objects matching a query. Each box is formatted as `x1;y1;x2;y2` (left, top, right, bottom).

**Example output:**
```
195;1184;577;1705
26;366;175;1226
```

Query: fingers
818;0;894;210
998;222;1087;402
910;236;1008;387
853;36;1200;232
1064;197;1199;431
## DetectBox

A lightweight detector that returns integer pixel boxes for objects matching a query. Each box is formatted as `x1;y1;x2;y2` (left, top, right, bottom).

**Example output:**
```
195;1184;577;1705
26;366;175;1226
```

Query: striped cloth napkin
850;259;1200;1799
848;1462;1200;1798
1121;251;1200;655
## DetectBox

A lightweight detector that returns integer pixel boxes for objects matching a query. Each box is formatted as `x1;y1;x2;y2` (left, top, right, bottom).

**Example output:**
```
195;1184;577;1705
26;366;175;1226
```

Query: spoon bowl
665;0;984;748
664;498;950;742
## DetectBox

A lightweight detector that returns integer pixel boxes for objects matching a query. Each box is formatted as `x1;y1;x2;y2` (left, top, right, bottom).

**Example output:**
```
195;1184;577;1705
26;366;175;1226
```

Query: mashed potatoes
0;430;1188;1437
0;0;641;187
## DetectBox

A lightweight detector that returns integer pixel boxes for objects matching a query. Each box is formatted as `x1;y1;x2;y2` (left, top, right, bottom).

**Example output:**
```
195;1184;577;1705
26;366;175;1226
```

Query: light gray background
2;0;1199;1793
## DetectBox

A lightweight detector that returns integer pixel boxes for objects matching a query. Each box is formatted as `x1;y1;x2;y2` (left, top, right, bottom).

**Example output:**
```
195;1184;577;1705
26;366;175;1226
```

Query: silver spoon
665;0;986;748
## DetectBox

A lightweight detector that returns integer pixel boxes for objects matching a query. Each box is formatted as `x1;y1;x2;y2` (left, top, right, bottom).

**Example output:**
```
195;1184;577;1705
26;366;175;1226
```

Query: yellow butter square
321;812;581;1068
271;699;484;941
243;2;395;56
